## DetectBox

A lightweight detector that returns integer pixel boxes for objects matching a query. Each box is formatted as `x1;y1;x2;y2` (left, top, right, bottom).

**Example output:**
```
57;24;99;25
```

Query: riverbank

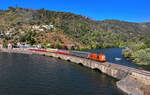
122;40;150;65
0;48;150;95
122;48;150;71
0;48;33;54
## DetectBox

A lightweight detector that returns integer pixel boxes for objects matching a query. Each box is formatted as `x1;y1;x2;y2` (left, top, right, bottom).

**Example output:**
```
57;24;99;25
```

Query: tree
55;43;61;49
8;6;15;11
19;35;26;42
25;30;37;45
29;37;37;45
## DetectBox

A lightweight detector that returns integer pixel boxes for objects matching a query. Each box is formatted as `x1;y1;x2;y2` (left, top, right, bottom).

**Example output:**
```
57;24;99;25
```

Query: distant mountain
0;7;150;49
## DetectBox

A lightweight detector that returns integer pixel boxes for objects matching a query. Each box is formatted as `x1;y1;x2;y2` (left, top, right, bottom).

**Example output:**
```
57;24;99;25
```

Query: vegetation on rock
123;39;150;65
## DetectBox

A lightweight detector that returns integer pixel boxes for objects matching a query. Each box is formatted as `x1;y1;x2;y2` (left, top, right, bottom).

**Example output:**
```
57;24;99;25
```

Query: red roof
10;43;14;45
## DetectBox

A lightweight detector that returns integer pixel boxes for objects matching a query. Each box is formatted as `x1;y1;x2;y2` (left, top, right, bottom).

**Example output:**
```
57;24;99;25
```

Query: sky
0;0;150;22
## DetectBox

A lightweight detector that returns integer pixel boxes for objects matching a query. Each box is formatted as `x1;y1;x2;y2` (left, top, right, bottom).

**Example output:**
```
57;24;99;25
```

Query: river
88;48;138;68
0;48;129;95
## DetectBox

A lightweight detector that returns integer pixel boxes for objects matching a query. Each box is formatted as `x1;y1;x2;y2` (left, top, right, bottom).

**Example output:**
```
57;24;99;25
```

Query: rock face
1;48;150;95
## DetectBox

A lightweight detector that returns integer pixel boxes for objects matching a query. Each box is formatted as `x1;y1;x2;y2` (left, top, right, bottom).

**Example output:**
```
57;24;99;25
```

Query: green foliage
21;30;38;45
1;7;150;50
48;44;55;48
123;40;150;65
137;44;147;50
47;43;65;49
77;47;90;51
55;43;61;49
122;48;132;58
19;35;26;42
132;49;150;65
28;37;37;45
3;42;8;48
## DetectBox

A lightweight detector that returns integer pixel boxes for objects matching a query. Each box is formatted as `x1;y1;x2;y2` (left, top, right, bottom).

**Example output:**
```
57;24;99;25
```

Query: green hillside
0;7;150;50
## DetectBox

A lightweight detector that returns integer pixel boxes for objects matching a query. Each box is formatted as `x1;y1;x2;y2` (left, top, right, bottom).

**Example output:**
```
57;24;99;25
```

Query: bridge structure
0;48;150;95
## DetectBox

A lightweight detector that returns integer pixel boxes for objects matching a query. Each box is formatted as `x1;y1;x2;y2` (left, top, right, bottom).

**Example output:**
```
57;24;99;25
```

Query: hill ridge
0;7;150;49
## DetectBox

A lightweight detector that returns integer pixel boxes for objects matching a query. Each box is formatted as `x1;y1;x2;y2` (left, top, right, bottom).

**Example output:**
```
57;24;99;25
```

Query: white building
37;44;42;48
8;43;14;49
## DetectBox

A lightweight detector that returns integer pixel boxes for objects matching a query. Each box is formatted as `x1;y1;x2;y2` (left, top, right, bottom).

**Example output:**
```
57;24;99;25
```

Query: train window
97;55;99;59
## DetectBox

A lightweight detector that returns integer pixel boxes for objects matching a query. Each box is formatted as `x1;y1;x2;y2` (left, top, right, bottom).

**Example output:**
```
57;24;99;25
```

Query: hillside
0;7;150;50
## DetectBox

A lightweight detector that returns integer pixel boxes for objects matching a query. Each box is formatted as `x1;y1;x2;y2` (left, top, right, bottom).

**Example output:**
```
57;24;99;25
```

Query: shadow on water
66;59;71;62
78;63;84;66
92;68;102;73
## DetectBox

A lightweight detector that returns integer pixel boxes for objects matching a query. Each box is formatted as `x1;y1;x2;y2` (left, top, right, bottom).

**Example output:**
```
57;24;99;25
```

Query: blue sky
0;0;150;22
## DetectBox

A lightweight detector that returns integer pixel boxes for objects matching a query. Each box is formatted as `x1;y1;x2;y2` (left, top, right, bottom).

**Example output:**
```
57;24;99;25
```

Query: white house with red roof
8;43;14;49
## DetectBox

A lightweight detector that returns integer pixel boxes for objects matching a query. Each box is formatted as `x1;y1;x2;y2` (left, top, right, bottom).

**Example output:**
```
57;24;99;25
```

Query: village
0;24;55;49
0;42;43;49
0;23;77;50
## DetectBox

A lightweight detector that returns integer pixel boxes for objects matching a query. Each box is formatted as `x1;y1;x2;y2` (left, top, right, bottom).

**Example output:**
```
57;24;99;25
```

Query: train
28;48;106;62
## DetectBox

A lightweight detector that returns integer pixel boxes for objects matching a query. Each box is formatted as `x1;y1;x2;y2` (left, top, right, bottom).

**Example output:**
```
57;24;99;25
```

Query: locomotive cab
88;53;106;62
99;54;106;62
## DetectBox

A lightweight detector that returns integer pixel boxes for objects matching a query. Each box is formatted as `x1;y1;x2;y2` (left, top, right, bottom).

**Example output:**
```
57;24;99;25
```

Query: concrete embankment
0;48;150;95
117;75;150;95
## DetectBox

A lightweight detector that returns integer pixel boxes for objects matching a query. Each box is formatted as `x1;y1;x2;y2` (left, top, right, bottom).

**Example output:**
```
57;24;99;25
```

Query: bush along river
0;51;128;95
89;48;150;71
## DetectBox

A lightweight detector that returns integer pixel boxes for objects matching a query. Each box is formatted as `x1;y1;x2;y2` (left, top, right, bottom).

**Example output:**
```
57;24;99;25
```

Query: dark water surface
0;52;126;95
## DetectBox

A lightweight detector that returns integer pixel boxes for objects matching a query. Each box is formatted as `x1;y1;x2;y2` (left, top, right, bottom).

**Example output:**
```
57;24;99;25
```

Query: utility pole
15;0;19;9
16;4;18;8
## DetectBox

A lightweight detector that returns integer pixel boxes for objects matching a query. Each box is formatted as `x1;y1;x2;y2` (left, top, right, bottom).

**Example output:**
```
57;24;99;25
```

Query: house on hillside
17;42;21;47
42;25;55;30
8;43;14;49
5;31;13;35
37;44;42;48
17;42;31;48
32;25;40;30
32;25;44;32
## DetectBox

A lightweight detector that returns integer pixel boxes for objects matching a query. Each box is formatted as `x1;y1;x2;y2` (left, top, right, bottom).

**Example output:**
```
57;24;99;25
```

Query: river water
0;49;128;95
88;48;138;68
